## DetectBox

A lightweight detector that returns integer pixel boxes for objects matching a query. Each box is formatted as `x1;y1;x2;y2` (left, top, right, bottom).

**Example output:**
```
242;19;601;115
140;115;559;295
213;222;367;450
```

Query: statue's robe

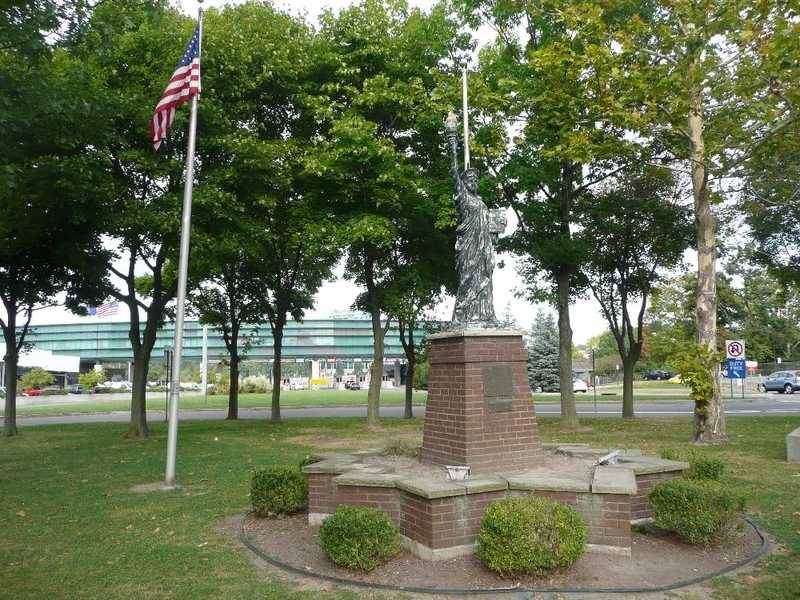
452;178;496;326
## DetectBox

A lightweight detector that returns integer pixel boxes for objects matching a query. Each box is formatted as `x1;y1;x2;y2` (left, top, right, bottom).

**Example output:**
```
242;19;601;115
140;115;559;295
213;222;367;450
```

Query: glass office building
21;318;419;374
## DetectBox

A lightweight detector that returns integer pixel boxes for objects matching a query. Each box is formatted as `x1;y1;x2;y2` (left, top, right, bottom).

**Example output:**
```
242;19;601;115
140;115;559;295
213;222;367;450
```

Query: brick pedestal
421;329;543;473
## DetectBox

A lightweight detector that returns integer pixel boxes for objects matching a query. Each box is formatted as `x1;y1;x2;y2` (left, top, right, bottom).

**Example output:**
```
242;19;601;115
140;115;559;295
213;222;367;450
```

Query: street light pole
592;348;597;419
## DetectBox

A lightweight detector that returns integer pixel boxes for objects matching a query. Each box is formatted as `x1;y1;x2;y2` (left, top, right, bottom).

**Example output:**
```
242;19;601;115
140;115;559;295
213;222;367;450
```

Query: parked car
344;380;361;390
644;369;672;381
22;387;42;396
67;384;85;394
573;378;588;393
760;370;800;394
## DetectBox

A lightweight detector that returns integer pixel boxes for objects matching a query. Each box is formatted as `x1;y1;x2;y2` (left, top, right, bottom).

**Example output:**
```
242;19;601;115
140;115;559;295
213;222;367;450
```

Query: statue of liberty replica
444;75;506;328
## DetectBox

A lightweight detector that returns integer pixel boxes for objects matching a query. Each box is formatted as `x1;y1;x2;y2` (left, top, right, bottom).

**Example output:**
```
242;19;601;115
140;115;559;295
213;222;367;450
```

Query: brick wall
632;471;683;520
422;333;544;473
312;476;633;553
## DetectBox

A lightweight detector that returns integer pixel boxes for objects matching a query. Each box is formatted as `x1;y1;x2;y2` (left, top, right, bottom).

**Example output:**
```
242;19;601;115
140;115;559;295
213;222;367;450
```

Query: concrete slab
334;472;403;488
616;456;689;475
463;477;509;494
506;472;592;493
592;466;637;495
787;426;800;463
396;477;467;499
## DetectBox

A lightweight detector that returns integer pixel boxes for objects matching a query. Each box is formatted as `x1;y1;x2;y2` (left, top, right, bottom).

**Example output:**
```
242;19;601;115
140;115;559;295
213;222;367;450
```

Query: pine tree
527;310;560;393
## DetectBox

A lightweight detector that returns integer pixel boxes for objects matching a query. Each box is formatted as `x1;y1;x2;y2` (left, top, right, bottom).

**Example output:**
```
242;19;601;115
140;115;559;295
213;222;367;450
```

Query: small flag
150;24;201;151
89;301;119;317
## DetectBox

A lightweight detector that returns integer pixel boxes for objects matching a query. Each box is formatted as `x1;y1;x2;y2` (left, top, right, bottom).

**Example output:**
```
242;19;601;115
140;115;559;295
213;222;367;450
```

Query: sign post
725;340;746;400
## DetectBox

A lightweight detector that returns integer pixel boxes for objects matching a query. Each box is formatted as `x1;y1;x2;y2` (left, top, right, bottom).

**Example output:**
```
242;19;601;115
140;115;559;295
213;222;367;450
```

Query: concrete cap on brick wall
592;466;637;495
396;477;469;499
463;477;509;494
302;457;357;474
614;456;689;475
334;472;404;488
505;472;592;493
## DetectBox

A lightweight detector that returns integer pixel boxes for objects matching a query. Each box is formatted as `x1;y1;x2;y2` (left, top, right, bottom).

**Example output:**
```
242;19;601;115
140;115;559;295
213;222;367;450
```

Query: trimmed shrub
649;479;744;545
250;467;308;517
319;506;401;571
686;456;725;481
477;497;587;576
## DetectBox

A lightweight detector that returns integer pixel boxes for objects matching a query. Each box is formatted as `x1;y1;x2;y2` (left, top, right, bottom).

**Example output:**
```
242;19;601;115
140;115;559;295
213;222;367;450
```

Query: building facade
20;319;421;382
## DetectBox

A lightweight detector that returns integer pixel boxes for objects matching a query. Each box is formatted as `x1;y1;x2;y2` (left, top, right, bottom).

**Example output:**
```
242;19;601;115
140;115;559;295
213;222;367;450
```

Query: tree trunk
3;349;18;437
689;94;726;443
557;270;578;429
128;354;150;438
622;357;635;418
271;323;284;423
228;352;239;420
404;356;414;419
127;316;160;439
367;305;384;428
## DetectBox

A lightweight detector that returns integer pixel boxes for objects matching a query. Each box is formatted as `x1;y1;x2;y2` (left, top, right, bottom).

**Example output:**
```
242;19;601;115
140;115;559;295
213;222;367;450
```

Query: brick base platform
304;449;687;560
421;329;543;473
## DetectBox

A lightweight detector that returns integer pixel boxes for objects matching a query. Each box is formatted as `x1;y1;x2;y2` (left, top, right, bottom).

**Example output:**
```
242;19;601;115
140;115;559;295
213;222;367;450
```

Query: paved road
14;397;800;427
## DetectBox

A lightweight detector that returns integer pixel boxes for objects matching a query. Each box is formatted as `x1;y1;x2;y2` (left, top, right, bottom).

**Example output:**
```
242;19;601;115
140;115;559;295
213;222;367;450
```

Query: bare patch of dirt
128;482;172;493
238;513;763;597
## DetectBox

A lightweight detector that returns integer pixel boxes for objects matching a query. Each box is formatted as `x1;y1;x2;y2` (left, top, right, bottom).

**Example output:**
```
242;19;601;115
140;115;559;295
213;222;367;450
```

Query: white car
573;378;588;393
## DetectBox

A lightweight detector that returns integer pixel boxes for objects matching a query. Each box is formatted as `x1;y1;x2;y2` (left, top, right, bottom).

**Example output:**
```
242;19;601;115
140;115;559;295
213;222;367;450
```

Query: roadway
14;397;800;427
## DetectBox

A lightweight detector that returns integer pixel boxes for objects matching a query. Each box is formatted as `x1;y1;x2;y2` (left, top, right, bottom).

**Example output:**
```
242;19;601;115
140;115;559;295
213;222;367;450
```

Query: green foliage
412;358;430;390
687;456;726;482
18;368;54;390
649;479;744;545
250;468;308;518
240;376;269;395
658;448;725;481
527;310;560;392
79;369;105;390
476;496;587;576
319;506;401;571
669;343;723;438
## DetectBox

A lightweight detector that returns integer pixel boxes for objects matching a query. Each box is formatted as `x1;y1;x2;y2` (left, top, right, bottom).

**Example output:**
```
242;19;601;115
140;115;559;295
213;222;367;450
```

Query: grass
5;383;704;418
5;389;429;417
1;415;798;599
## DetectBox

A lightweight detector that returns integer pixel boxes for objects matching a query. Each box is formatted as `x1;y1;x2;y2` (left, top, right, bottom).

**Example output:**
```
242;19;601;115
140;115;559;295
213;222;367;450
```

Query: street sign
726;340;745;359
726;358;746;379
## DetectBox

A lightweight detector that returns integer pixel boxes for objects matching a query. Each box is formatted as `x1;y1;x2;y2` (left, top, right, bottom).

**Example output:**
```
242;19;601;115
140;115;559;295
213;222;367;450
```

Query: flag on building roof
89;301;119;317
149;24;201;151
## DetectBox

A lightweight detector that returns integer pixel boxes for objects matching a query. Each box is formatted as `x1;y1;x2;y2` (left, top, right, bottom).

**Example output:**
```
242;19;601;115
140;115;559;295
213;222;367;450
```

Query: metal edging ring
239;513;769;596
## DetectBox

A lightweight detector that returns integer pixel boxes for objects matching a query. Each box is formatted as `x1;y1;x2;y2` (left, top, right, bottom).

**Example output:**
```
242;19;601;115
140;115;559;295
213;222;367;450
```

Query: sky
21;0;695;343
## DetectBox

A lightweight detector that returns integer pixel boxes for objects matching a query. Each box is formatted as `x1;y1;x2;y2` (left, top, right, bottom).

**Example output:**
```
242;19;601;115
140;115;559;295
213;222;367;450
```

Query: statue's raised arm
444;111;463;195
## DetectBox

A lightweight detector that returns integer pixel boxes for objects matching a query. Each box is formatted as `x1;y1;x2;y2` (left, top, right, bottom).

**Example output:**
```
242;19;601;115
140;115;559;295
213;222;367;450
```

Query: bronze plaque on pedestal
483;364;514;413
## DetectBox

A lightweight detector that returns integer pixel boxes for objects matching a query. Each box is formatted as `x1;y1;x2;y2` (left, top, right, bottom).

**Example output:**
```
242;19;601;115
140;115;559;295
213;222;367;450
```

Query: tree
192;250;262;420
460;0;644;430
74;1;218;438
1;2;111;436
18;368;54;390
201;3;340;424
623;0;799;441
79;368;105;390
577;167;692;417
742;125;800;286
647;273;745;367
314;0;467;427
527;310;560;393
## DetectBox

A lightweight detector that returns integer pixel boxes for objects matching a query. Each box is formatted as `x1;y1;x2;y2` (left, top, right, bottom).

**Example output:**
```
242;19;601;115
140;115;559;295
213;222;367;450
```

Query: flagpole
462;65;470;170
164;2;203;490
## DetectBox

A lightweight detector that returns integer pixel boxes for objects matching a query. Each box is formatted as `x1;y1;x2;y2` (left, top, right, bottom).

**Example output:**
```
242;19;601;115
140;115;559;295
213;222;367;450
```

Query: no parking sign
726;340;745;359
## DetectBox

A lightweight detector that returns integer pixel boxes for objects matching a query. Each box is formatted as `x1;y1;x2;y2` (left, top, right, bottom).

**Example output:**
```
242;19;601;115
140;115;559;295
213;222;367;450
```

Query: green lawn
2;415;798;598
6;389;429;417
6;384;699;418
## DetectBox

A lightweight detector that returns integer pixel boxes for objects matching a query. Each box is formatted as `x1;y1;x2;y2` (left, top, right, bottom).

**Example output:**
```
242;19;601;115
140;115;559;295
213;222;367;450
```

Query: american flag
150;24;201;151
89;301;119;317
